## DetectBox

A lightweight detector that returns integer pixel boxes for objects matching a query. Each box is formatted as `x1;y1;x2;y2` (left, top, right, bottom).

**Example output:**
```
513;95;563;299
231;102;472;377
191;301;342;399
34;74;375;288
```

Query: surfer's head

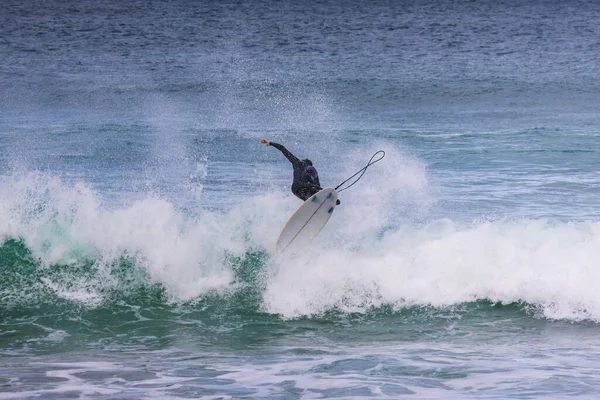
303;159;313;166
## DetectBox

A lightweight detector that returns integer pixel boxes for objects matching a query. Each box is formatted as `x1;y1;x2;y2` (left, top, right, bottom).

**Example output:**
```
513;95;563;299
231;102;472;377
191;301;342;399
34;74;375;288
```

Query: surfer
261;139;340;204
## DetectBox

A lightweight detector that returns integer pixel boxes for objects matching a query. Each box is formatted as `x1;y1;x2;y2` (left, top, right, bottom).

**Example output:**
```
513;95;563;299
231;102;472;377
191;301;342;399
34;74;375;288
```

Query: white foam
264;218;600;321
3;157;600;322
0;361;190;400
0;172;243;302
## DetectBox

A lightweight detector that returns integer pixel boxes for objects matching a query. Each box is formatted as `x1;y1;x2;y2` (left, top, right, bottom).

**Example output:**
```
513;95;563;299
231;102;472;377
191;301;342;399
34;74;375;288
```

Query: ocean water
2;0;600;398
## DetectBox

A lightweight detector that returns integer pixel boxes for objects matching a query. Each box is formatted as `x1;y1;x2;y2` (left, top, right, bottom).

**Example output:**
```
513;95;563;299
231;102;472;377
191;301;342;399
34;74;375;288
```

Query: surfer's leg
304;186;322;200
292;183;309;201
296;184;319;201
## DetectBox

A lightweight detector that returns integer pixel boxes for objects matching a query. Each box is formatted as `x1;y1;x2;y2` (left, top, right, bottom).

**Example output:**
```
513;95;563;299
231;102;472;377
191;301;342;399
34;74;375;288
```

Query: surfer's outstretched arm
260;139;299;165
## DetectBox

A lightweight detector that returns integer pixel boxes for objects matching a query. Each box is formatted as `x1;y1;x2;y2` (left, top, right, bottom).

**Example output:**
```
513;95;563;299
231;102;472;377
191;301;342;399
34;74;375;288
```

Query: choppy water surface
2;0;600;398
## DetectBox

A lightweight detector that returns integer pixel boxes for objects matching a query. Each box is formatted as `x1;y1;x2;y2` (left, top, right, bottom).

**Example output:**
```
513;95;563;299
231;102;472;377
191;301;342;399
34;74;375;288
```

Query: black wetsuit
270;142;322;201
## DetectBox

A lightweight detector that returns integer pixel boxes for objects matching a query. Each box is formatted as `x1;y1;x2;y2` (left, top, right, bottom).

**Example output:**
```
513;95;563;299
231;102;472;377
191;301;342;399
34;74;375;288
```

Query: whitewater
3;157;600;322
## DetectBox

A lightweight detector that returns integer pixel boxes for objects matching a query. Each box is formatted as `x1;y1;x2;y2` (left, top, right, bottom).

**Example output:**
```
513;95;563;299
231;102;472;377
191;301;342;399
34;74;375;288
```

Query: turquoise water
2;0;600;398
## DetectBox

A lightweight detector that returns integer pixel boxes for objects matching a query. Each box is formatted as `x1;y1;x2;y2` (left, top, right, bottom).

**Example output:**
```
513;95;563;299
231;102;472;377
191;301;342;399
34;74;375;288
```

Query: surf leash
334;150;385;193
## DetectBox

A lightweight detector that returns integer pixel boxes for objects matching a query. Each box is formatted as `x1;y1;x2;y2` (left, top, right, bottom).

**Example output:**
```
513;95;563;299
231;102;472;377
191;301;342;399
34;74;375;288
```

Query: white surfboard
276;187;339;254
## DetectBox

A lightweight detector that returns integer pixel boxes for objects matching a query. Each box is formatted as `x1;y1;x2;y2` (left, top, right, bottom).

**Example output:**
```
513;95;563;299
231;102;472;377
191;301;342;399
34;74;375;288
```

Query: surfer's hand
260;139;270;146
336;199;341;205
